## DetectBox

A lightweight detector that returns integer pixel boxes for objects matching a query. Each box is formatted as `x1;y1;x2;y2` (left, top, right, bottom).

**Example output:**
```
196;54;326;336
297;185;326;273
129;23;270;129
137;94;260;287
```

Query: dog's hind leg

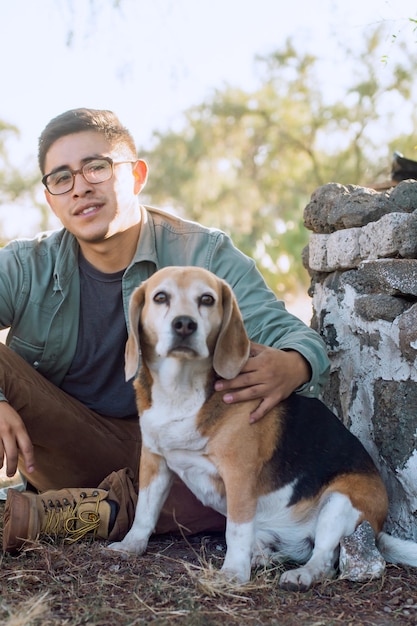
279;491;361;591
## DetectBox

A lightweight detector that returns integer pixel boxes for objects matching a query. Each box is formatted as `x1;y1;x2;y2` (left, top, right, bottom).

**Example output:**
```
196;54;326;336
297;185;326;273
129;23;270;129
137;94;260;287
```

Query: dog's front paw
219;564;250;585
279;562;336;592
279;567;314;592
107;538;148;556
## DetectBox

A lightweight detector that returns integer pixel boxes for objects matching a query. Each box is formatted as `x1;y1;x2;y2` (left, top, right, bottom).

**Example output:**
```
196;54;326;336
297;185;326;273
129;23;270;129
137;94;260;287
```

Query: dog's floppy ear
213;280;251;379
125;284;146;381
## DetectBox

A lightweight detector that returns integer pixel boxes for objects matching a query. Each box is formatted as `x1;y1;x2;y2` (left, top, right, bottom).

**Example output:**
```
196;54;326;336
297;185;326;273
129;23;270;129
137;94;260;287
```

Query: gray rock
304;183;353;234
398;303;417;361
356;259;417;297
373;380;417;469
329;188;397;230
354;294;410;322
339;521;386;582
359;213;417;259
389;180;417;212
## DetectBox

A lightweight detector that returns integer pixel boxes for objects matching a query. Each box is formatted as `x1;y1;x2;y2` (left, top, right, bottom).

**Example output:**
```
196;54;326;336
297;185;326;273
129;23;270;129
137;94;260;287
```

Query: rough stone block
354;294;410;322
395;213;417;257
320;370;343;419
389;180;417;212
304;183;353;234
359;213;412;259
356;259;417;297
339;521;386;582
327;228;361;270
398;303;417;361
329;188;397;230
308;234;330;271
373;380;417;469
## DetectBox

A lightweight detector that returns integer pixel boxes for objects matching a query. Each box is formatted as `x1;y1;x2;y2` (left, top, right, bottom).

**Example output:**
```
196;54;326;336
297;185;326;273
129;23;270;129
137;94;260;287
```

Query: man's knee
0;342;45;404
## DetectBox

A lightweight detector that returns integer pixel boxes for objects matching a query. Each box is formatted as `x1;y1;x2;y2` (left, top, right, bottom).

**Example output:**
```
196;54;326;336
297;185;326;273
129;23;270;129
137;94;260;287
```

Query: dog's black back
263;394;379;505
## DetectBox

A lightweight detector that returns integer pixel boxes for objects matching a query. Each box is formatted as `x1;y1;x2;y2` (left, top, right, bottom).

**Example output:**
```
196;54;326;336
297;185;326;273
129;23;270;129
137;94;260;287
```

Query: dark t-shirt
60;254;137;418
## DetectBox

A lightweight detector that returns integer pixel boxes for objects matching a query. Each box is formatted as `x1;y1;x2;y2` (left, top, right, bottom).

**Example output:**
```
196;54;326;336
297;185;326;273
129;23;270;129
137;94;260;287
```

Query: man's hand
0;401;35;477
214;342;311;423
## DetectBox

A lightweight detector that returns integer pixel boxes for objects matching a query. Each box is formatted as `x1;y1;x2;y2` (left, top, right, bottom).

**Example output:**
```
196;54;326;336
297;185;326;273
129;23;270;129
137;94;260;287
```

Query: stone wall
304;180;417;540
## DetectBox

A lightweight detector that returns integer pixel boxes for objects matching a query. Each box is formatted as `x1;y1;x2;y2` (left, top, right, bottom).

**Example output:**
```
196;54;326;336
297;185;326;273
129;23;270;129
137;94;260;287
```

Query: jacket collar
52;205;159;290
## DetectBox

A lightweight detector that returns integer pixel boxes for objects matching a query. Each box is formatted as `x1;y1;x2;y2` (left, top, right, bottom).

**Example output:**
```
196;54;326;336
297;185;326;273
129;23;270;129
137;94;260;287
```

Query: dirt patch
1;501;417;625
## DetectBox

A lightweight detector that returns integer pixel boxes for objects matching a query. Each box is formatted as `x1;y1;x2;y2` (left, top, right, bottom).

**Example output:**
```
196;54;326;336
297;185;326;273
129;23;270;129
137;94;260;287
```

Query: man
0;108;329;552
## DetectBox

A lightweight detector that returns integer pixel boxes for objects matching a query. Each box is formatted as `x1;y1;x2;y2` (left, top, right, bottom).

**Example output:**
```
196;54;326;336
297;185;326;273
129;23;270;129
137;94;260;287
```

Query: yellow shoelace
42;493;101;543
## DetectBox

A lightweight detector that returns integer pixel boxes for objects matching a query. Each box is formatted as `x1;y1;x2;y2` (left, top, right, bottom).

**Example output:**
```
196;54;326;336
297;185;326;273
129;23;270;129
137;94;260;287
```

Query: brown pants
0;344;225;539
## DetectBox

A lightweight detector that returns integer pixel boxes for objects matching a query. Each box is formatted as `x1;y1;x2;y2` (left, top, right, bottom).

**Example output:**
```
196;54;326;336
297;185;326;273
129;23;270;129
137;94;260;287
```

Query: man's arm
209;232;330;418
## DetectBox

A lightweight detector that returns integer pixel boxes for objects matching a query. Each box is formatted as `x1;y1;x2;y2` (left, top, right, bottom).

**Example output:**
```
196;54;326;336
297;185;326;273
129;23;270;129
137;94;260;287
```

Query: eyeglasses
42;157;135;195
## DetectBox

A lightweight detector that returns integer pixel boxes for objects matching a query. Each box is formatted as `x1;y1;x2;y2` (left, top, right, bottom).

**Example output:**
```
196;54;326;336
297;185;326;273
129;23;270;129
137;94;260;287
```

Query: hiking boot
2;487;118;553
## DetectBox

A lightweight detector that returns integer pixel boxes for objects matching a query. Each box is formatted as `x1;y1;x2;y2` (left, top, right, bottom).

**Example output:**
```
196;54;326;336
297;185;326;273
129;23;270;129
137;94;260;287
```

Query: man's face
43;131;147;244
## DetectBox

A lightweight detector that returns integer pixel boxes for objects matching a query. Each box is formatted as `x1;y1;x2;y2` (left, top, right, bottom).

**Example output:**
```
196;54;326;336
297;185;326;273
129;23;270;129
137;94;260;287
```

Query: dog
109;266;417;589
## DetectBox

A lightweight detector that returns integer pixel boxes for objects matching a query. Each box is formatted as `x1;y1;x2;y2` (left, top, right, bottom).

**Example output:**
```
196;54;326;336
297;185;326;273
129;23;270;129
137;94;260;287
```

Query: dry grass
1;501;417;625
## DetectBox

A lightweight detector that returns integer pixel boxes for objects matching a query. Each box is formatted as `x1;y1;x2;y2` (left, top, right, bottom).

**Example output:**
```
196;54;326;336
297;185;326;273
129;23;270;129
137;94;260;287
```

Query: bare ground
1;501;417;626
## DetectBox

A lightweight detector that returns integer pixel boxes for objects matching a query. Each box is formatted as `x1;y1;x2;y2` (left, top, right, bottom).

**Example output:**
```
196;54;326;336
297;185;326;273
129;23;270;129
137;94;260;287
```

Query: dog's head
125;266;251;381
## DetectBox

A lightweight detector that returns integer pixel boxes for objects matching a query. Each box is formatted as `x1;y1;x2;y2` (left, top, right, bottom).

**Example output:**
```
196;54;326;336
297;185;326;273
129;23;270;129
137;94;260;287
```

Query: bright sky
1;0;416;167
0;0;416;320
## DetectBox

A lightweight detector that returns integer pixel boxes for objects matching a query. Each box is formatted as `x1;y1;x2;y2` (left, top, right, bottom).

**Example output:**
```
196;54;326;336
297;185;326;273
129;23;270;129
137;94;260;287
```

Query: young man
0;108;329;552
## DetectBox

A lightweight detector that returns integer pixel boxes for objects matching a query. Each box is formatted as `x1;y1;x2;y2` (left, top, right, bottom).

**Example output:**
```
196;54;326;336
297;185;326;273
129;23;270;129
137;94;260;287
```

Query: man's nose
72;171;93;195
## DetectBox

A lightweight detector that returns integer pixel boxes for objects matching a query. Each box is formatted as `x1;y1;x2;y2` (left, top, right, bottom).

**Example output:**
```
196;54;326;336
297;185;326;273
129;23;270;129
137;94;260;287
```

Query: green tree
0;122;53;243
0;122;27;203
141;31;417;297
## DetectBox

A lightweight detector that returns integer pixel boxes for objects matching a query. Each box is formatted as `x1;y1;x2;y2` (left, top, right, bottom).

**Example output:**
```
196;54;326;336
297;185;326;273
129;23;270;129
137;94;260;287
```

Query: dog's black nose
172;316;197;337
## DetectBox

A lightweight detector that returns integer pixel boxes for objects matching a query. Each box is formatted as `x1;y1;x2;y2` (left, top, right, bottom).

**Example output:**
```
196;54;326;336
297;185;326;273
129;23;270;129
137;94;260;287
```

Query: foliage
0;122;27;203
140;31;417;296
0;124;52;244
1;27;417;295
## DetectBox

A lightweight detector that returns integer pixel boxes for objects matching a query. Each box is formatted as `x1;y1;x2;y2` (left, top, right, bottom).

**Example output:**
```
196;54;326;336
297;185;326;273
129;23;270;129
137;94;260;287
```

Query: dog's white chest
140;373;226;512
142;403;224;511
142;377;206;448
142;360;207;442
142;402;205;451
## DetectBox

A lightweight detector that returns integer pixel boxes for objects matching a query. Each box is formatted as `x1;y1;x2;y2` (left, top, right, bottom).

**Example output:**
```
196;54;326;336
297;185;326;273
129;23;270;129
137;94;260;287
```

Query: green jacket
0;206;329;402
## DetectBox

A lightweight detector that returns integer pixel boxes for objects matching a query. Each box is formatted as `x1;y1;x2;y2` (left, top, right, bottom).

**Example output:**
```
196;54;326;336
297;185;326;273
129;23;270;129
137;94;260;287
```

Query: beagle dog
109;266;417;589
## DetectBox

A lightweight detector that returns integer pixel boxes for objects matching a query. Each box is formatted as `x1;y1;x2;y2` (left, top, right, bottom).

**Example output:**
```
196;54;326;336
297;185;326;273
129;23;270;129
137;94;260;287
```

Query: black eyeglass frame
41;156;135;195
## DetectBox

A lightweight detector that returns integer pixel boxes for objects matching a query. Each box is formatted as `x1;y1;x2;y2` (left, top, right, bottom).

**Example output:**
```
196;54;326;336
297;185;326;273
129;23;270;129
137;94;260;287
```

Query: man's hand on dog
214;342;311;423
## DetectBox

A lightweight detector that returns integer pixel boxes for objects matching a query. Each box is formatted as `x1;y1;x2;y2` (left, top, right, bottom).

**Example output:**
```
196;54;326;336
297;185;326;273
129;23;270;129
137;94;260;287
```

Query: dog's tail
377;531;417;567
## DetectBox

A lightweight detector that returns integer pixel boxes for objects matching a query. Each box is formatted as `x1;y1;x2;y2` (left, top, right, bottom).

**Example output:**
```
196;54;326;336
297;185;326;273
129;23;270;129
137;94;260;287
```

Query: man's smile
74;203;103;217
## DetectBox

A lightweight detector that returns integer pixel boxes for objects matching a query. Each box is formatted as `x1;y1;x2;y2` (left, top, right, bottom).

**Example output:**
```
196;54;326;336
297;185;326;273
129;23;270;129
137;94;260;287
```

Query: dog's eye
153;291;168;304
200;294;215;306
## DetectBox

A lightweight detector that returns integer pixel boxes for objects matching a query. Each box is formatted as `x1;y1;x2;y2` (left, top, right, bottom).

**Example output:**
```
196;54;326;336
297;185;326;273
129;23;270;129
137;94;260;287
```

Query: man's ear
133;159;148;194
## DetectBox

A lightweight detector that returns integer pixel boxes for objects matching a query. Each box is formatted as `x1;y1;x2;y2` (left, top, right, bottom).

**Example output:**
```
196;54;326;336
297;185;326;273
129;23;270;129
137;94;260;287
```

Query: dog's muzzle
168;315;199;353
172;316;197;338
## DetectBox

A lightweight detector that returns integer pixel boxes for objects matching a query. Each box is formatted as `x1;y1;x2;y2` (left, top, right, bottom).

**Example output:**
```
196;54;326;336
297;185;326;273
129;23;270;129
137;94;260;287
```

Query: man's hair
38;108;137;173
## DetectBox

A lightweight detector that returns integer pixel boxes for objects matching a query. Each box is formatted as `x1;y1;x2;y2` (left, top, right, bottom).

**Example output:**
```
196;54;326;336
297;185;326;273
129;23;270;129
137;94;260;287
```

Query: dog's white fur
109;266;417;589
